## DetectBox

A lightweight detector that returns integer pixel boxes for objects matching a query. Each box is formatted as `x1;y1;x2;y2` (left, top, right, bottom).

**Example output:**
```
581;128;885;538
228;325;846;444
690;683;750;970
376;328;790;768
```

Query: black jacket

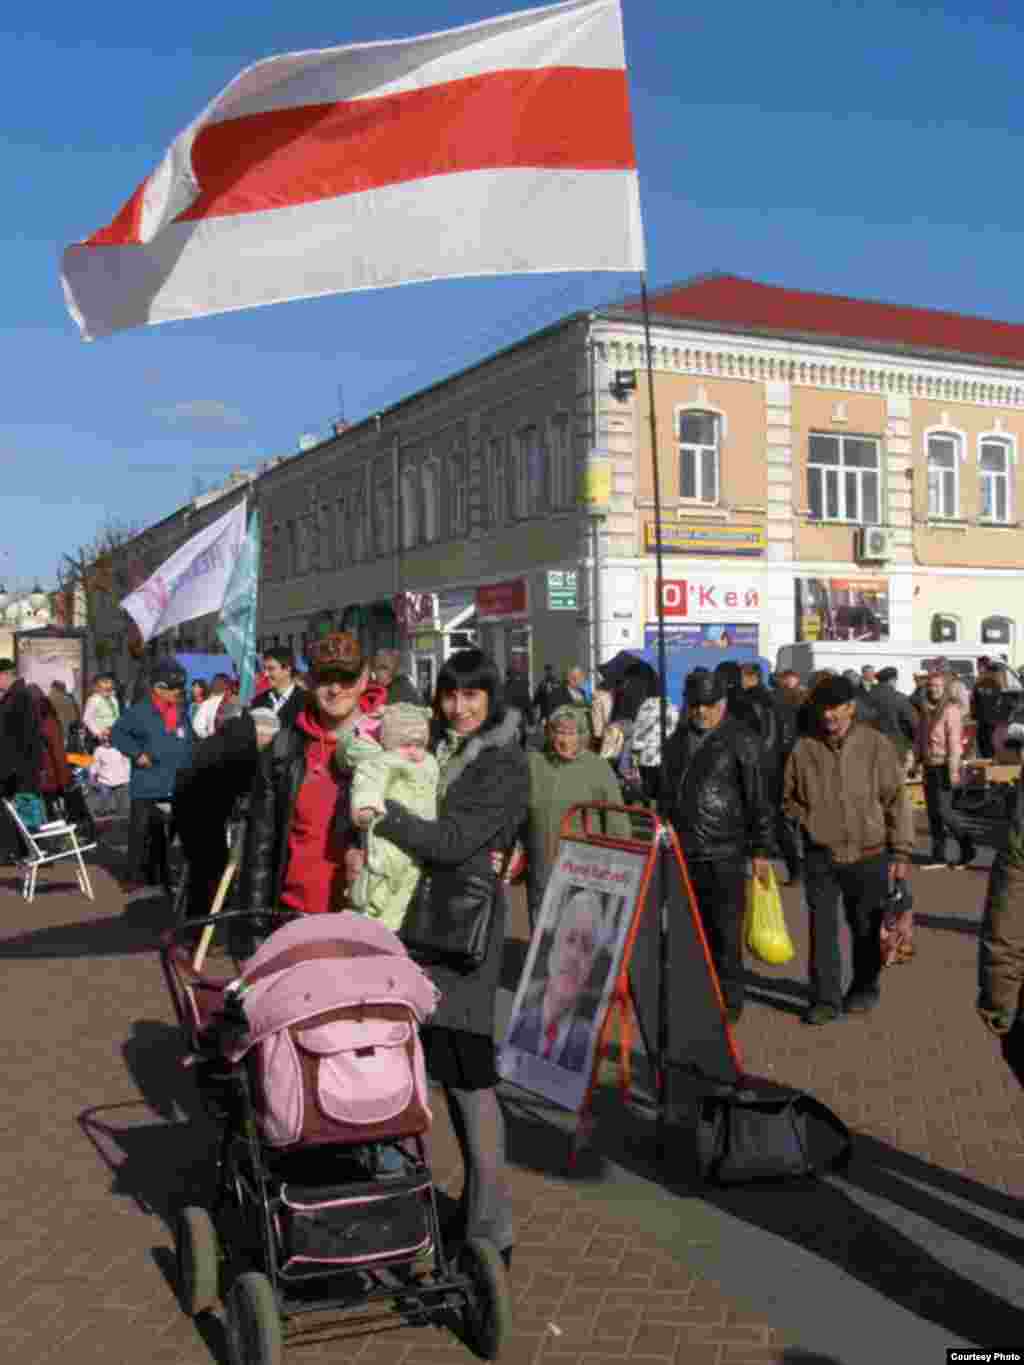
174;713;260;840
868;682;917;753
375;709;529;1036
250;686;305;729
731;685;782;775
239;722;355;912
661;715;775;863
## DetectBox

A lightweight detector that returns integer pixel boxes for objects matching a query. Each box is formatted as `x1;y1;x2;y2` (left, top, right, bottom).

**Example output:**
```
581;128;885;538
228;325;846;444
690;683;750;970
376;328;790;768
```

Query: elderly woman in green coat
523;705;632;930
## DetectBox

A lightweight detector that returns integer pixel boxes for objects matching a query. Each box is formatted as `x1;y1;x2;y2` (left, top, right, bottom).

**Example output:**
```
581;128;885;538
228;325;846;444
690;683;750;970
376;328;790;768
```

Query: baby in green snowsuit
337;703;438;932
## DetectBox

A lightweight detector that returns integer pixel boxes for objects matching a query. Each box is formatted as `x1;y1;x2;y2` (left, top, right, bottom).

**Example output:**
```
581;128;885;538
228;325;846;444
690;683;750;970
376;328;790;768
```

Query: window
374;480;393;556
980;439;1012;523
550;416;573;508
335;498;348;566
518;427;545;516
679;411;719;503
350;492;366;562
422;464;439;543
927;435;959;519
509;438;529;519
489;438;507;527
400;470;419;549
808;434;880;524
286;520;298;577
931;613;960;643
982;614;1014;647
451;449;467;536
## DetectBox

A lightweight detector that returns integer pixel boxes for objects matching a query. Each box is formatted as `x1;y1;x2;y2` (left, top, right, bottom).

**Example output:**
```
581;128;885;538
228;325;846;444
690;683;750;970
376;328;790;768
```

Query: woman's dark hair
433;648;506;735
611;664;659;723
191;679;209;699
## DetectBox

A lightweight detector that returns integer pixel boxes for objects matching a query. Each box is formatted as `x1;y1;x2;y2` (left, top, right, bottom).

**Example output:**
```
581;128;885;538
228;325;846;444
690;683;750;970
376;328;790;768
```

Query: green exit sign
546;570;578;611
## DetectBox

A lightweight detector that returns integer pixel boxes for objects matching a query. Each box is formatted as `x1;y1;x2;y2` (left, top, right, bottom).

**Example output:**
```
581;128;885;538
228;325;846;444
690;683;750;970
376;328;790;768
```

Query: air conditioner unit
856;525;893;561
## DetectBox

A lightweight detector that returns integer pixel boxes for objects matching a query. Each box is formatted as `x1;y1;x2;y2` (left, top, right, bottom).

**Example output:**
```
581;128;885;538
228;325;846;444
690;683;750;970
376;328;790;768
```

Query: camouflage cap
309;631;364;683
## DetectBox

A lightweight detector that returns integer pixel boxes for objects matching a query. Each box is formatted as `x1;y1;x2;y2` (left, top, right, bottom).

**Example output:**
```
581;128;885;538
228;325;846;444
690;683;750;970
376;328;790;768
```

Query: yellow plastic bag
744;868;795;965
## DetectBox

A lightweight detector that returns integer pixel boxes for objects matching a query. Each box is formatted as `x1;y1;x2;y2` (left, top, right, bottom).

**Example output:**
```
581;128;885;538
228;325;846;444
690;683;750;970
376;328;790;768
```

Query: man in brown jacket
784;675;914;1025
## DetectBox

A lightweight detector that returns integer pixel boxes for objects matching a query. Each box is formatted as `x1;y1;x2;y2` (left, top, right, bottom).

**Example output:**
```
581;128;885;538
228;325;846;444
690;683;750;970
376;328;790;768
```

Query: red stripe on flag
86;67;636;247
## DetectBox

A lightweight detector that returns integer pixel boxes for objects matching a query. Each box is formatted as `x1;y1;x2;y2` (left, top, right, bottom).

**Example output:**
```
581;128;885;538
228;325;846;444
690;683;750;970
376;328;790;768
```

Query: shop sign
546;570;578;611
644;521;765;556
794;577;889;642
476;579;528;620
653;576;760;619
644;624;759;651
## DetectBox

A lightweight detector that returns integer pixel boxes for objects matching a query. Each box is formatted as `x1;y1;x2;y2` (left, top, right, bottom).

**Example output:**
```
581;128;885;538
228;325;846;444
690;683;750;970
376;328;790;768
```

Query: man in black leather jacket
736;662;802;883
661;668;775;1023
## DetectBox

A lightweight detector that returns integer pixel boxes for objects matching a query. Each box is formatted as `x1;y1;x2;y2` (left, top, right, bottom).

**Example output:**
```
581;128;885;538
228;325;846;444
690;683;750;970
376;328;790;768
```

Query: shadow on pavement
504;1084;1024;1348
915;911;981;937
0;894;170;958
740;971;811;1017
780;1354;843;1364
123;1018;209;1124
78;1100;216;1220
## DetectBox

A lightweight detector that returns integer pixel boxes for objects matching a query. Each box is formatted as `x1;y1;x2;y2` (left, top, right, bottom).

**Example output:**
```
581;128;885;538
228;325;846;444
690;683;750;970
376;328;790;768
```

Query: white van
774;641;1017;696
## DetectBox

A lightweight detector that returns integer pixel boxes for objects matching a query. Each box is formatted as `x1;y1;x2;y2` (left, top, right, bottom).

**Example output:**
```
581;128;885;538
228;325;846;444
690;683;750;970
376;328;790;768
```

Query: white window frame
675;404;726;505
923;425;965;521
807;432;881;525
978;432;1015;525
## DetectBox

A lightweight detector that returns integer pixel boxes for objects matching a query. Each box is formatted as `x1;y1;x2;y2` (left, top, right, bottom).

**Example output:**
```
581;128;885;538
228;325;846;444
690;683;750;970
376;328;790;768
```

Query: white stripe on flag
60;0;644;340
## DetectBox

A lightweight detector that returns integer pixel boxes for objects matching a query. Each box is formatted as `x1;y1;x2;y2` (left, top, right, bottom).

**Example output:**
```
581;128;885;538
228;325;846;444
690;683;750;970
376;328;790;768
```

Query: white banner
120;501;246;642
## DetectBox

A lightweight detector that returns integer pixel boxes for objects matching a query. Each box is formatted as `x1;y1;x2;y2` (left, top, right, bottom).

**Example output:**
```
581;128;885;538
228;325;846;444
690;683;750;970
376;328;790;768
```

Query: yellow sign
581;456;612;510
645;521;765;557
413;632;435;651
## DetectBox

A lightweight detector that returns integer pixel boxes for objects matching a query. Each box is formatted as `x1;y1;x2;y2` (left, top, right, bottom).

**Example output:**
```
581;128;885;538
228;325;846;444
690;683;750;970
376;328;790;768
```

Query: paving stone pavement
1;836;1023;1365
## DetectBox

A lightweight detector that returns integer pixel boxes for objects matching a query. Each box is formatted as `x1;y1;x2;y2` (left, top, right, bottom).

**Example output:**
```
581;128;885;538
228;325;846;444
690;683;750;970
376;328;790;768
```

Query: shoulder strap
792;1092;853;1173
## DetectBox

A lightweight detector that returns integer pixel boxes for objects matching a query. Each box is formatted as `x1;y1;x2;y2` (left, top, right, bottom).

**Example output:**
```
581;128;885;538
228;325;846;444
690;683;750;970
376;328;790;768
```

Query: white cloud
152;399;249;428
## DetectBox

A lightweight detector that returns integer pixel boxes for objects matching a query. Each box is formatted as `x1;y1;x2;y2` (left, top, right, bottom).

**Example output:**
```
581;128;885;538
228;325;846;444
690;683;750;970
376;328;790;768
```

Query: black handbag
695;1081;851;1185
400;869;500;973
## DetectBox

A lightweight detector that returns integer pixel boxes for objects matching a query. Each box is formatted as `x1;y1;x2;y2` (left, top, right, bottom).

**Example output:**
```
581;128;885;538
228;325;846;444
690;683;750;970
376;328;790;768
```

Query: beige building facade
97;275;1024;693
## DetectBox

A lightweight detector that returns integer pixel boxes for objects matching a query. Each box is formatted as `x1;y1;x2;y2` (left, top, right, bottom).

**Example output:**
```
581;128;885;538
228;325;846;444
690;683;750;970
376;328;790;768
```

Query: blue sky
5;0;1024;587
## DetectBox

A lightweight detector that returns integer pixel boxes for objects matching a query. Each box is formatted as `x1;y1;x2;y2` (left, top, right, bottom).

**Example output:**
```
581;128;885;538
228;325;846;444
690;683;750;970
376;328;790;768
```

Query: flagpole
639;276;672;1162
640;279;668;766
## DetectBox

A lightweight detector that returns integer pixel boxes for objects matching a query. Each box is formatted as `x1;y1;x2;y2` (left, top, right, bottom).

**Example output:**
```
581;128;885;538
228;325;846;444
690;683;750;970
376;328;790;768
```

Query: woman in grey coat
374;649;529;1268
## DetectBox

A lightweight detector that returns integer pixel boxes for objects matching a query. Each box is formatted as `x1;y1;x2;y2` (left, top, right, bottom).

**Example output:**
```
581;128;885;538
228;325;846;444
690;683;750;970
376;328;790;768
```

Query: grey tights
443;1084;513;1253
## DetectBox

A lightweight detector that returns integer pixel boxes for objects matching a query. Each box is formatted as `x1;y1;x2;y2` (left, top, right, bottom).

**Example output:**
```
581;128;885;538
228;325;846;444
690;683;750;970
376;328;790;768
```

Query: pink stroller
161;910;510;1364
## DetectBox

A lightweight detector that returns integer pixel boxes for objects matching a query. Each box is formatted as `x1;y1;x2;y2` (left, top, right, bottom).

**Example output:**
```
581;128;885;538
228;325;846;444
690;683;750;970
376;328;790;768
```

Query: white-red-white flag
61;0;645;341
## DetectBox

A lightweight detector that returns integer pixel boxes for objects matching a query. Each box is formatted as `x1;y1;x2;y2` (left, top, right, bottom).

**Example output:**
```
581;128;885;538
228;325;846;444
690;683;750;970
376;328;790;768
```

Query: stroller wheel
225;1271;282;1365
176;1205;220;1317
458;1237;510;1360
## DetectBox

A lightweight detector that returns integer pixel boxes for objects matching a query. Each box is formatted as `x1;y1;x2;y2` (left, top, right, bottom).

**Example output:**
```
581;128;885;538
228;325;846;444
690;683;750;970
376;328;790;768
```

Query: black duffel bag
696;1079;852;1185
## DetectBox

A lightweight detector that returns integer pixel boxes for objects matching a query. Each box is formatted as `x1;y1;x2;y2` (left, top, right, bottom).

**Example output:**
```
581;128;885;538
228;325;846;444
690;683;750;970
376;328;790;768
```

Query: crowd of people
4;638;1024;1271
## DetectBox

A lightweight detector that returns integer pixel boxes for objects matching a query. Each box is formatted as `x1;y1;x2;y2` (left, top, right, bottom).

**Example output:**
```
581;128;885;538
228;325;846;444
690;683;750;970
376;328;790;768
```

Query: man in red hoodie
240;632;373;919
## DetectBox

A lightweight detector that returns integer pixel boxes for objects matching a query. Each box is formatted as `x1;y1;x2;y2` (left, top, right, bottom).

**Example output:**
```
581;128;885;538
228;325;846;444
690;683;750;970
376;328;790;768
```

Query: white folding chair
3;798;97;902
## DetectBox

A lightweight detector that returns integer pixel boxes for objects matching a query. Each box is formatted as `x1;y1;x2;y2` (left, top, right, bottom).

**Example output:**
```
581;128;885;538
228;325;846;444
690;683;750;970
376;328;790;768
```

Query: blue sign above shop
644;623;760;651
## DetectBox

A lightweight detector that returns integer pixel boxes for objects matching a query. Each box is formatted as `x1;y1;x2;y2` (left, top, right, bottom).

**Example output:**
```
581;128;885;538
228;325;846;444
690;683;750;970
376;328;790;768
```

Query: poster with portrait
498;838;647;1113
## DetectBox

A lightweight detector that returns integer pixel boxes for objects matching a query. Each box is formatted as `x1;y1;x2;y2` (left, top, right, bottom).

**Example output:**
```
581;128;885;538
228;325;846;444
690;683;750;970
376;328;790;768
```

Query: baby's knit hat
379;702;431;750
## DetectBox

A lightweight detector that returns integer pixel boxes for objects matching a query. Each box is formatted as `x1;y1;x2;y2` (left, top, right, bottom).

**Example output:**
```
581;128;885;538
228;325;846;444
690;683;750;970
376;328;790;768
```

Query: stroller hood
228;913;439;1060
